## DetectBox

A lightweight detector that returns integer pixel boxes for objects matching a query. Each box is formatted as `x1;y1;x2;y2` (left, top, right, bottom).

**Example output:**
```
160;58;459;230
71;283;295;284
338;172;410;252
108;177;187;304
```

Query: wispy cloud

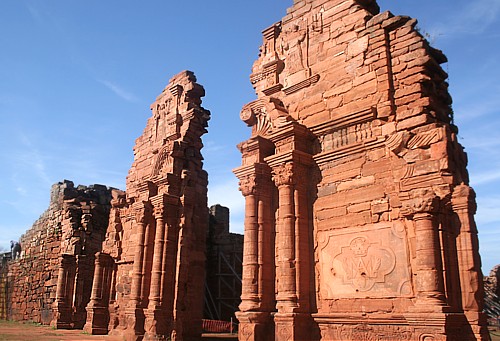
430;0;500;38
16;133;52;187
475;196;500;226
98;79;139;103
472;170;500;186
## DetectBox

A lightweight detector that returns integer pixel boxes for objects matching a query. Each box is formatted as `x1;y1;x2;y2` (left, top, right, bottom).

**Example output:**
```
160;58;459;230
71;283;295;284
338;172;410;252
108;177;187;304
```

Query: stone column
451;184;489;340
403;189;446;307
144;194;168;339
159;197;180;338
126;201;151;337
272;163;298;312
84;252;114;335
235;166;276;341
52;254;76;329
269;161;313;341
239;174;260;312
234;137;276;341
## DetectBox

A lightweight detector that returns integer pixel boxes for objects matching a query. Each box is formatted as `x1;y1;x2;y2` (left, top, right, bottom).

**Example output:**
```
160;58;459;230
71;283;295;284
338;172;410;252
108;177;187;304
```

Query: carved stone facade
83;71;211;341
235;0;488;340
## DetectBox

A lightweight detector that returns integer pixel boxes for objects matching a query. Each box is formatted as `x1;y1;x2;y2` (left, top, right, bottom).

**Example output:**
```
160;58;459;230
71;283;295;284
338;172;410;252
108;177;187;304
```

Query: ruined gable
84;70;211;340
235;0;487;340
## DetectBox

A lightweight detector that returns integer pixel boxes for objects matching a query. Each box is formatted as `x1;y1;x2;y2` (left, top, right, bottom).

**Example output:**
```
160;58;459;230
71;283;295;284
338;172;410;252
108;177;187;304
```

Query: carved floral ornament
238;175;257;197
272;163;295;187
401;189;439;217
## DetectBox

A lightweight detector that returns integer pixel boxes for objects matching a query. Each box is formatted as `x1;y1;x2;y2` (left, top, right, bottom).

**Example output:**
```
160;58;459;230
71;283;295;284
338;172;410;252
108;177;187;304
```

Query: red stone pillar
125;201;151;337
239;174;260;312
403;189;446;307
272;163;299;313
234;136;276;341
451;184;489;340
269;161;312;341
160;196;180;339
52;254;76;329
145;194;168;339
84;252;114;335
402;189;449;337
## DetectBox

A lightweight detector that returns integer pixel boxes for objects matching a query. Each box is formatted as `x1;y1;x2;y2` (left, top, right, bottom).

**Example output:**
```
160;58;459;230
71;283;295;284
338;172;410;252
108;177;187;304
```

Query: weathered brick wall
5;180;113;325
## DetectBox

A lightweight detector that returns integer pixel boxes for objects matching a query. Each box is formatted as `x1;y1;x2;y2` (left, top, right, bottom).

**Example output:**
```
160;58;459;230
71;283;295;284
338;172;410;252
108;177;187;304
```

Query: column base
51;305;74;329
274;312;313;341
83;305;110;335
236;311;273;341
124;306;145;340
143;307;172;340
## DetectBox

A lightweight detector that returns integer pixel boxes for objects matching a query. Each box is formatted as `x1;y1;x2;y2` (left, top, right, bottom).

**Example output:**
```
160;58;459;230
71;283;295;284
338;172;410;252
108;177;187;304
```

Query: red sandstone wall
87;71;212;340
236;0;487;340
5;181;112;326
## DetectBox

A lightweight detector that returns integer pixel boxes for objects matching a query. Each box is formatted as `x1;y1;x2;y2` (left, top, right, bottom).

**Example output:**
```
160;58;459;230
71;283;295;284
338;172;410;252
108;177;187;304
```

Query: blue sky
1;1;499;274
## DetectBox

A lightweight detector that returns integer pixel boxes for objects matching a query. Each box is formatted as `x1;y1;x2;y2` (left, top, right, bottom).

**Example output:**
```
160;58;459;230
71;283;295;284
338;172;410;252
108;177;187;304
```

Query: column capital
401;189;439;218
451;183;477;213
132;201;152;223
271;162;295;187
239;174;258;196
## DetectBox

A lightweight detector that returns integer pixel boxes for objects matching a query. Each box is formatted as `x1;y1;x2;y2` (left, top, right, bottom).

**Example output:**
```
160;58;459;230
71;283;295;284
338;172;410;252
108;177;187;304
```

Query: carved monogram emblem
333;236;396;292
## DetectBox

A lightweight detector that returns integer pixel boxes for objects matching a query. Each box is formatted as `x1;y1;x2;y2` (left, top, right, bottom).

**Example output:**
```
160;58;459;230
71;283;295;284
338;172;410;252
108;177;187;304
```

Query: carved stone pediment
240;98;292;137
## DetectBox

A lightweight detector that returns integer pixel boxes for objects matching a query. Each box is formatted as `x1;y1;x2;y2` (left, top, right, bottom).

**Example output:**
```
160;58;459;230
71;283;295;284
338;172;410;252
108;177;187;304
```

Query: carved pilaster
126;201;152;338
402;189;447;308
84;252;114;335
271;162;299;313
144;194;168;339
451;184;489;340
52;254;76;329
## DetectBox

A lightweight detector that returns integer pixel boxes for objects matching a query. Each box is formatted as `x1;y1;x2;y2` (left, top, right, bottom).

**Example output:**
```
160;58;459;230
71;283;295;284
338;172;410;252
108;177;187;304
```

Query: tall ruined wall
235;0;487;340
3;181;113;326
84;70;211;341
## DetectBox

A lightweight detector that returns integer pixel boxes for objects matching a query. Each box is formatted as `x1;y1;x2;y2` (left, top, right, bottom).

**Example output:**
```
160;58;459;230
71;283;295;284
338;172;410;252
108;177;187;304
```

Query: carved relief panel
317;222;412;299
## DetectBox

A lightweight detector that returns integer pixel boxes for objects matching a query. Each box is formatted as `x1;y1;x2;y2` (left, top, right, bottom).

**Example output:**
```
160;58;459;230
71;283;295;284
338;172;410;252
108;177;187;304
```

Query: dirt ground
1;320;499;341
0;320;124;341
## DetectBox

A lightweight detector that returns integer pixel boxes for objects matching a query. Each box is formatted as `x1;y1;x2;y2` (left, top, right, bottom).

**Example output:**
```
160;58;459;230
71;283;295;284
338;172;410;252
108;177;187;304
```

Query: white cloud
430;0;500;38
98;79;139;103
471;170;500;186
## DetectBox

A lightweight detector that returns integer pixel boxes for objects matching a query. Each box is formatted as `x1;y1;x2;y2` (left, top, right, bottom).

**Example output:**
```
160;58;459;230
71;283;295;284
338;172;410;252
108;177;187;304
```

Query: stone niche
234;0;488;340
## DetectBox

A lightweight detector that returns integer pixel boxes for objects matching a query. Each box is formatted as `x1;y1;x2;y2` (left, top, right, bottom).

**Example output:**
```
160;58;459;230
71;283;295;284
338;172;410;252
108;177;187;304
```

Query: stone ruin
234;0;488;340
1;181;113;326
83;71;211;340
0;0;490;340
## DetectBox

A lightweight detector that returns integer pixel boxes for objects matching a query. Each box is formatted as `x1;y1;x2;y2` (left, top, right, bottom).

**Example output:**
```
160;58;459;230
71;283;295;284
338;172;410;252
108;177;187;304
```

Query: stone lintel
265;149;314;169
234;163;272;181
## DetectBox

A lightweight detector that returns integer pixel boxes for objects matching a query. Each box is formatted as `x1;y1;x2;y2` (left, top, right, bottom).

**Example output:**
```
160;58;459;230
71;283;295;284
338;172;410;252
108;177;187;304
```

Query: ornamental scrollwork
272;163;295;187
402;189;439;217
238;175;257;197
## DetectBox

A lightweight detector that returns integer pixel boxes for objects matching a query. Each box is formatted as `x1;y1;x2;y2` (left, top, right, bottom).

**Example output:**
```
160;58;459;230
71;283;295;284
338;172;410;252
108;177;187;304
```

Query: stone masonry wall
235;0;488;340
4;181;113;326
84;71;211;341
